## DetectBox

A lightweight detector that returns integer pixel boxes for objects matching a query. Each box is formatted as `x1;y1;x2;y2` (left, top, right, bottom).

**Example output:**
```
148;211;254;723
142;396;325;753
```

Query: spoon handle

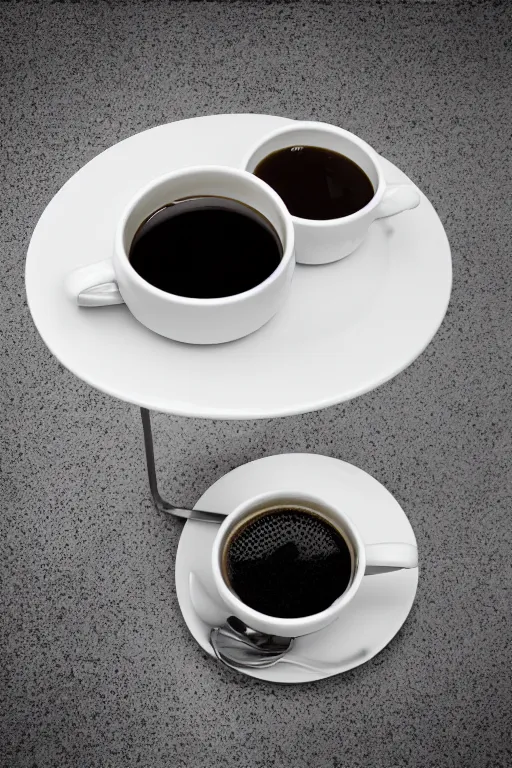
278;655;335;673
279;648;367;674
171;507;225;524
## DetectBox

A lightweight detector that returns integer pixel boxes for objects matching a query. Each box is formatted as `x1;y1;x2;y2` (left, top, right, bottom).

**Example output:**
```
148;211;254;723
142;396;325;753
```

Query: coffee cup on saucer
211;490;418;638
65;166;295;345
242;121;420;265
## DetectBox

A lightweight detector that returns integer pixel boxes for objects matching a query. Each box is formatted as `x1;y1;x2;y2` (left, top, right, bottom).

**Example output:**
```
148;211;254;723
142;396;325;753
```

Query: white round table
26;114;452;513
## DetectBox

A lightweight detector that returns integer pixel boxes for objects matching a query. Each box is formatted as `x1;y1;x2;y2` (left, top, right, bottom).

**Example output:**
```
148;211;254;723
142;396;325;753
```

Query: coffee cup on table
65;166;295;345
242;121;420;265
211;490;418;638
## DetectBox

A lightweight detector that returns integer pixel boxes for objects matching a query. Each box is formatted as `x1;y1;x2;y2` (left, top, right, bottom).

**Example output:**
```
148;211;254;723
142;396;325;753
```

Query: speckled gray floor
1;0;511;766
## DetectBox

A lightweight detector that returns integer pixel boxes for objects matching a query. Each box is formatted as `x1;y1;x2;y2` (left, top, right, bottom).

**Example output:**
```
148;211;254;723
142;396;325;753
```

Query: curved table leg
140;407;175;514
140;408;227;524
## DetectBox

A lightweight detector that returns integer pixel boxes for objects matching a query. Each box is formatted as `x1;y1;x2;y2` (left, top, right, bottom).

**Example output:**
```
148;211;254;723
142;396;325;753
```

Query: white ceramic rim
114;165;295;306
211;490;367;635
242;121;386;226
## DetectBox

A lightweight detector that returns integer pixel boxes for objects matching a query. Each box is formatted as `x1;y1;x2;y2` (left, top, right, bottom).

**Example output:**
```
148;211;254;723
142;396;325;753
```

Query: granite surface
1;1;511;766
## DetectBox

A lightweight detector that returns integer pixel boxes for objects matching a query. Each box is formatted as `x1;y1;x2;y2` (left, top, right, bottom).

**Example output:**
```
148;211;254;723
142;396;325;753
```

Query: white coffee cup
242;121;420;265
211;490;418;638
65;166;295;345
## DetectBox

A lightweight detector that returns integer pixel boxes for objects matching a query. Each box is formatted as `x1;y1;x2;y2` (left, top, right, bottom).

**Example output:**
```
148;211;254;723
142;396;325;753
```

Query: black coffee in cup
129;196;283;299
223;506;353;618
253;146;374;220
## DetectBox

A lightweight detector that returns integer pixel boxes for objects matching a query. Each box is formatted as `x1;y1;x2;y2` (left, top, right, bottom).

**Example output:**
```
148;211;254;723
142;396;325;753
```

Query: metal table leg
140;407;222;524
141;407;174;514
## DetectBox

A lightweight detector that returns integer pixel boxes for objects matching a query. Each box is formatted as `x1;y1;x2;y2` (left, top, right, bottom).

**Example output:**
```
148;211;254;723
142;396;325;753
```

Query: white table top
25;114;451;419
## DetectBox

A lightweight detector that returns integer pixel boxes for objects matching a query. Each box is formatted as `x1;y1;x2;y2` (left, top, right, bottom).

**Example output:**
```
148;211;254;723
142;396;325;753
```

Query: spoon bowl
210;616;294;669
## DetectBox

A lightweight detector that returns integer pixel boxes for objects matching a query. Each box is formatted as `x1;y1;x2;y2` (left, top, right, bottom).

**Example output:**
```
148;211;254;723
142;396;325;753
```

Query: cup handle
374;184;420;220
364;542;418;575
65;258;125;307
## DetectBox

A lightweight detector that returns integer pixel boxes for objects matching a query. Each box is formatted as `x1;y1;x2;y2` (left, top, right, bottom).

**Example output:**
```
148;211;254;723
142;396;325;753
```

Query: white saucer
26;114;451;419
175;453;419;684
